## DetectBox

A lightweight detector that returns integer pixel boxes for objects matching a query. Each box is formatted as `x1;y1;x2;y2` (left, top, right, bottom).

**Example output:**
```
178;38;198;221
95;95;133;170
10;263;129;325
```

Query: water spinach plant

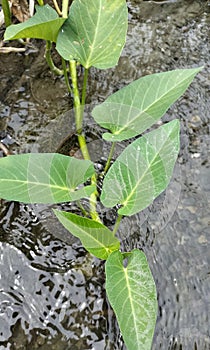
0;0;202;348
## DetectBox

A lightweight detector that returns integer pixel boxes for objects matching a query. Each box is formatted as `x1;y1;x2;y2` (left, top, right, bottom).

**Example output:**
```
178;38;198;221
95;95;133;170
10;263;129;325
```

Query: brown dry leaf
11;0;30;22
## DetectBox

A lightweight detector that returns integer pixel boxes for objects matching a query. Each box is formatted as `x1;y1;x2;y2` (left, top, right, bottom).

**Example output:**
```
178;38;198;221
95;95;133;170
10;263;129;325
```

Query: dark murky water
0;0;210;349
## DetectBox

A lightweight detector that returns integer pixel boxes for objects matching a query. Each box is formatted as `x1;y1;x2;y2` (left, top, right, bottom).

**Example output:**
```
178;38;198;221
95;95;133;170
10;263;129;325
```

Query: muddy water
0;0;210;349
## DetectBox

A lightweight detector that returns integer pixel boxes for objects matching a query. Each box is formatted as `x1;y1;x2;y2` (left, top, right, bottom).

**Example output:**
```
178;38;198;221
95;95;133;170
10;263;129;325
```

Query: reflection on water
0;0;210;348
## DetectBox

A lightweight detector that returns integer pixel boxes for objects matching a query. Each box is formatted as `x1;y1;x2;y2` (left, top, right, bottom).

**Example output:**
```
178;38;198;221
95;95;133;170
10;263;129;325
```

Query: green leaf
4;5;66;42
106;249;157;350
92;67;202;141
101;120;180;216
53;210;120;259
0;153;95;203
56;0;128;69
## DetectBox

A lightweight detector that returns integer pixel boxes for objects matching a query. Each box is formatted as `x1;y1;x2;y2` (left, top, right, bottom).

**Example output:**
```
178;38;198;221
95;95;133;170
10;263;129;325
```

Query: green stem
113;214;123;236
52;0;62;15
79;67;100;223
2;0;11;27
69;60;83;132
78;134;91;160
69;60;101;223
62;0;69;18
81;68;89;107
76;200;89;217
45;41;63;76
62;58;72;94
37;0;44;5
104;142;116;174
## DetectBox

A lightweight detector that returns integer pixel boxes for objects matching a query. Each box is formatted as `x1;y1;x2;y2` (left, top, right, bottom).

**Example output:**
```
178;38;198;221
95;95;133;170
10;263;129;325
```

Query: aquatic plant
0;0;201;348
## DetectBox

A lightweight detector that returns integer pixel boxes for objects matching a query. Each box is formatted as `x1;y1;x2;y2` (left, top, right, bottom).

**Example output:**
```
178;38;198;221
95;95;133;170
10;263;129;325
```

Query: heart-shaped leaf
0;153;95;203
56;0;128;69
106;249;157;350
101;120;180;216
92;67;202;141
4;5;66;42
53;210;120;259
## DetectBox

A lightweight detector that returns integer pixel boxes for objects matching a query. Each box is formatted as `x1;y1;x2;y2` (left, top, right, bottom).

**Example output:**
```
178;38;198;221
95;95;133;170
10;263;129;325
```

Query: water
0;0;210;348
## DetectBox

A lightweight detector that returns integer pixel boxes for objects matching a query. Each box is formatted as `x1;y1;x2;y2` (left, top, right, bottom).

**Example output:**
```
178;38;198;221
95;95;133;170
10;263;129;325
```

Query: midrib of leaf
57;215;110;251
124;267;140;347
88;9;124;64
0;178;75;191
85;0;102;68
113;73;193;135
121;124;176;208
